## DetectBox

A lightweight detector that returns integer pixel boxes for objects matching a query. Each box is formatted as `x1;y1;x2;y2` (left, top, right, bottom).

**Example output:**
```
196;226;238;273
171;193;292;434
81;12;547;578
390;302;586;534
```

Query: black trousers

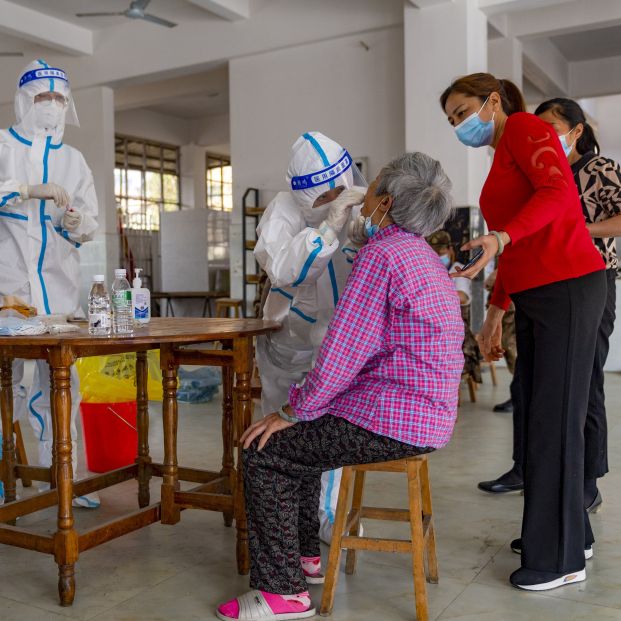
585;269;616;478
512;268;616;481
242;415;431;594
512;270;606;573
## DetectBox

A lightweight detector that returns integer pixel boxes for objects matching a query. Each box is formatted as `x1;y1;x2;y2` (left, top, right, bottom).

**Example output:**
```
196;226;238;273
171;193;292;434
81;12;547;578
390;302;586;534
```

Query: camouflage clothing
461;305;483;383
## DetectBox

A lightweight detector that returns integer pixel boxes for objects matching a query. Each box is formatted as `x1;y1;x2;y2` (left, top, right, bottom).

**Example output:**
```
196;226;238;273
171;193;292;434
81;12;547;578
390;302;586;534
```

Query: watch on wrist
278;404;299;424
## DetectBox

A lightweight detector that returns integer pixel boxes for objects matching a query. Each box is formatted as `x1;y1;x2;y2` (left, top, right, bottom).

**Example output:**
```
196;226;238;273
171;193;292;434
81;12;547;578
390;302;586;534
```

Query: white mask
34;100;65;131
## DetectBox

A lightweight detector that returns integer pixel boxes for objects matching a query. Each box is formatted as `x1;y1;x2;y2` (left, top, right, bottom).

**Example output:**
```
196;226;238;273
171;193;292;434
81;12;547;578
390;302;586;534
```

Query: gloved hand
24;183;70;209
324;186;366;233
348;214;368;247
62;209;82;232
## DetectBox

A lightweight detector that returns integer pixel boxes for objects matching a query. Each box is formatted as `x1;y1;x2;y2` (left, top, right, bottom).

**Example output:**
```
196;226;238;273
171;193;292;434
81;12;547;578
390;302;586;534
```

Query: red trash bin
80;401;138;473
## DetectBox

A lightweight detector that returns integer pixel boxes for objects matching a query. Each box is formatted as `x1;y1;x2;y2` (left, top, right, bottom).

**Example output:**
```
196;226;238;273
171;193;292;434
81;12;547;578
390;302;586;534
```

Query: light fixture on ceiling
76;0;177;28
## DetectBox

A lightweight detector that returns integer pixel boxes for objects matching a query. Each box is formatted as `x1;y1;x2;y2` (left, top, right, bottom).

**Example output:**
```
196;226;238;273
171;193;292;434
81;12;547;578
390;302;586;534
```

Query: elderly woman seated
216;152;465;621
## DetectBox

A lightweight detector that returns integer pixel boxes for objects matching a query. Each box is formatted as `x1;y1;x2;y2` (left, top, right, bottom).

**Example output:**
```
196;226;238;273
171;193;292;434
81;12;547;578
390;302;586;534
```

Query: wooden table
151;291;229;317
0;318;278;606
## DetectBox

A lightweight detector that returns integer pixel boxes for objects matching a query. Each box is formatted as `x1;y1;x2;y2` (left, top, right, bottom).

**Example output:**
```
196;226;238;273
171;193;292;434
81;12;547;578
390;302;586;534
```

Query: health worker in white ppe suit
0;60;100;508
254;131;367;544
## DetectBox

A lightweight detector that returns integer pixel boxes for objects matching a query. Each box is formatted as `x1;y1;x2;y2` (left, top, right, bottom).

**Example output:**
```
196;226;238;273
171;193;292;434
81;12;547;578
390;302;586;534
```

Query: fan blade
0;52;24;57
140;13;177;28
75;12;126;17
130;0;151;10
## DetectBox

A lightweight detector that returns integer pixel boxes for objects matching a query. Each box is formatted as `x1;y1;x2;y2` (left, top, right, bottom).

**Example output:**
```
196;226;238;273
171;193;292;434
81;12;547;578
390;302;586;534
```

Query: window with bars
206;154;232;211
114;135;181;231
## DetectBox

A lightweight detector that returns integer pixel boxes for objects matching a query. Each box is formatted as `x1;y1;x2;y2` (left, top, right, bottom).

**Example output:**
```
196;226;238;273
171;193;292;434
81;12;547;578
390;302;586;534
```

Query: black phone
460;247;485;271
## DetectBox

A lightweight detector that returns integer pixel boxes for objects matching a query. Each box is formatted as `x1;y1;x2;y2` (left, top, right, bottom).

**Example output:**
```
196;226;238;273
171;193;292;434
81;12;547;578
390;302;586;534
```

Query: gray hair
375;152;454;236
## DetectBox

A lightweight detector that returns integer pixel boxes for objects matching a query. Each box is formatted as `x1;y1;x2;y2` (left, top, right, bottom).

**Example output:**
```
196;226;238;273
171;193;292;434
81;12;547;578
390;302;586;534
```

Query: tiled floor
1;367;620;620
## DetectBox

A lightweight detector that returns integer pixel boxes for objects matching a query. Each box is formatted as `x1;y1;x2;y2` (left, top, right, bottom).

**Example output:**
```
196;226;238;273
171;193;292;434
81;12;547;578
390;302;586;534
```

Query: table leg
136;351;151;508
221;364;234;527
50;365;58;490
0;355;17;507
234;337;254;575
50;348;79;607
160;345;180;524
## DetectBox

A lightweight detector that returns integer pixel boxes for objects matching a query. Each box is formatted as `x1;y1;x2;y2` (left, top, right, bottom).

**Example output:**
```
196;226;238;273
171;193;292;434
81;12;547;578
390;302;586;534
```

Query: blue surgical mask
364;200;389;238
559;128;575;158
454;96;495;148
440;254;451;268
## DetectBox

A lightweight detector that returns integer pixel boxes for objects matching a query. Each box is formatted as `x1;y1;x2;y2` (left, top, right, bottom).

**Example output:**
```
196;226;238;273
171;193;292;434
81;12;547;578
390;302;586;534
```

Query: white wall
229;25;405;303
115;108;192;146
193;113;231;153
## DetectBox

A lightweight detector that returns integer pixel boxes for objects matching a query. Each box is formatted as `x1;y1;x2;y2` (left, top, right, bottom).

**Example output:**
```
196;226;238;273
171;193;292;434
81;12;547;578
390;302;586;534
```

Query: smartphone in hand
460;247;485;272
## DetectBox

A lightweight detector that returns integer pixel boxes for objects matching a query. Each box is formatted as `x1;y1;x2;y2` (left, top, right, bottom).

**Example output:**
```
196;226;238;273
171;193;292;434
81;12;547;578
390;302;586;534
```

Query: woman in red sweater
440;73;605;591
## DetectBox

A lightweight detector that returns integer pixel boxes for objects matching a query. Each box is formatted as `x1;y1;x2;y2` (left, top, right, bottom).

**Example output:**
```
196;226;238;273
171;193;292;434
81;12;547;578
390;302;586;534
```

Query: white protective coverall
254;132;366;542
0;60;99;507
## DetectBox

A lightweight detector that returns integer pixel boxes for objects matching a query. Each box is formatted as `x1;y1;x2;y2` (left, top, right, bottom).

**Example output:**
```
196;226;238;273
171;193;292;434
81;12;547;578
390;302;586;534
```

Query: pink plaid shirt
289;224;464;448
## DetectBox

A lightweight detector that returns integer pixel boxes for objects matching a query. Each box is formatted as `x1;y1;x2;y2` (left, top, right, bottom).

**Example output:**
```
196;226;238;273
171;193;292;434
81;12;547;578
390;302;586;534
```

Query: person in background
441;72;605;591
427;230;482;386
216;152;463;621
485;268;517;413
535;98;619;514
477;268;524;494
254;132;366;552
0;60;100;508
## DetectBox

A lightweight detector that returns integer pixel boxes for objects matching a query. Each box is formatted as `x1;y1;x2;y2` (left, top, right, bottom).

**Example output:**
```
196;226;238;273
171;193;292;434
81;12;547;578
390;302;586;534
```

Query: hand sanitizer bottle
132;268;151;325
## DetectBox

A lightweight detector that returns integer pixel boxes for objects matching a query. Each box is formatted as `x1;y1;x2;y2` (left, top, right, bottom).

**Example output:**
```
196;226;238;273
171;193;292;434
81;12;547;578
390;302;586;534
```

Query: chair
215;298;243;318
321;455;437;621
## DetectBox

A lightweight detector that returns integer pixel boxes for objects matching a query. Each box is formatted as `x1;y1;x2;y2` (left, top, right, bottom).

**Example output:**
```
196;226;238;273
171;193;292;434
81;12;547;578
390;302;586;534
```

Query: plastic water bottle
88;275;112;336
112;268;134;336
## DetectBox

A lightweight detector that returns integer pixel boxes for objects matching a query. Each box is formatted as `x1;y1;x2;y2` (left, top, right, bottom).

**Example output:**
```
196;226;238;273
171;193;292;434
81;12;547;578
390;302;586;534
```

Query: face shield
13;60;79;143
286;132;367;226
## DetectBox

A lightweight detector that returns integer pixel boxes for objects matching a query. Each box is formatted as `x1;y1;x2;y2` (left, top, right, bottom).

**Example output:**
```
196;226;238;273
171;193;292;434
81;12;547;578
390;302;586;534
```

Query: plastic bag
176;366;221;403
76;351;163;403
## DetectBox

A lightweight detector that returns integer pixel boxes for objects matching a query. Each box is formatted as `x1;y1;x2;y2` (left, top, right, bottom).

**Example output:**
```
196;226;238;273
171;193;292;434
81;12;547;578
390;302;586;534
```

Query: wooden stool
488;361;498;386
321;455;437;621
215;298;243;318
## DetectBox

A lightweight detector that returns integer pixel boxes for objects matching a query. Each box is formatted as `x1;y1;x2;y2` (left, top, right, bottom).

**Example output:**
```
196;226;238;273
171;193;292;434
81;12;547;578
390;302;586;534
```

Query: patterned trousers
243;415;432;594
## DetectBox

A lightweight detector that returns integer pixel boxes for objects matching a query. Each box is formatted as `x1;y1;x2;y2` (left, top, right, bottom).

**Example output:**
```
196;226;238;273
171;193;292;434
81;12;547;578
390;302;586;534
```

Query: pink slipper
216;590;315;621
301;556;324;585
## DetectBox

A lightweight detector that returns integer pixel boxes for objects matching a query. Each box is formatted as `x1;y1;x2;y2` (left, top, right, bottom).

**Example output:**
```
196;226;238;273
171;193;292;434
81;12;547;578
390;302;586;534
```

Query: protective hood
13;59;79;144
286;132;366;226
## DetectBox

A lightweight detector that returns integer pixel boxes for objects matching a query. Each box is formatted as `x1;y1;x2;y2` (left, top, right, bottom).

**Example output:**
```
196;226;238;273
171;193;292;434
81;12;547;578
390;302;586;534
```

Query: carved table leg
135;351;152;508
160;345;180;525
0;355;17;510
221;362;234;528
234;336;254;575
50;347;79;606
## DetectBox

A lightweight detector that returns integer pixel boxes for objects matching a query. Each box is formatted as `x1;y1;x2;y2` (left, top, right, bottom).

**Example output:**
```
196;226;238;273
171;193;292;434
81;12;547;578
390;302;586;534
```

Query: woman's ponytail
499;79;526;115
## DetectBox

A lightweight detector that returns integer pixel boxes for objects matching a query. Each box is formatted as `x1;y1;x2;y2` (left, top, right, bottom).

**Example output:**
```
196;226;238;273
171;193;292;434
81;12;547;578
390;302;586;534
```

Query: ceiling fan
76;0;177;28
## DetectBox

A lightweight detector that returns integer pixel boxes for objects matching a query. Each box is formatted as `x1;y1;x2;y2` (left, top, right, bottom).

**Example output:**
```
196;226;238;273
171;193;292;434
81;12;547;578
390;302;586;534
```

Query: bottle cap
114;268;126;278
133;268;143;289
93;274;105;282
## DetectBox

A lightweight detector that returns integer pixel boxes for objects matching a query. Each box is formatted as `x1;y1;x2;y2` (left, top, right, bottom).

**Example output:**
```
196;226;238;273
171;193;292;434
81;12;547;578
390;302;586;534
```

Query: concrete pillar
488;37;523;89
404;0;489;329
180;143;208;210
404;0;488;206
